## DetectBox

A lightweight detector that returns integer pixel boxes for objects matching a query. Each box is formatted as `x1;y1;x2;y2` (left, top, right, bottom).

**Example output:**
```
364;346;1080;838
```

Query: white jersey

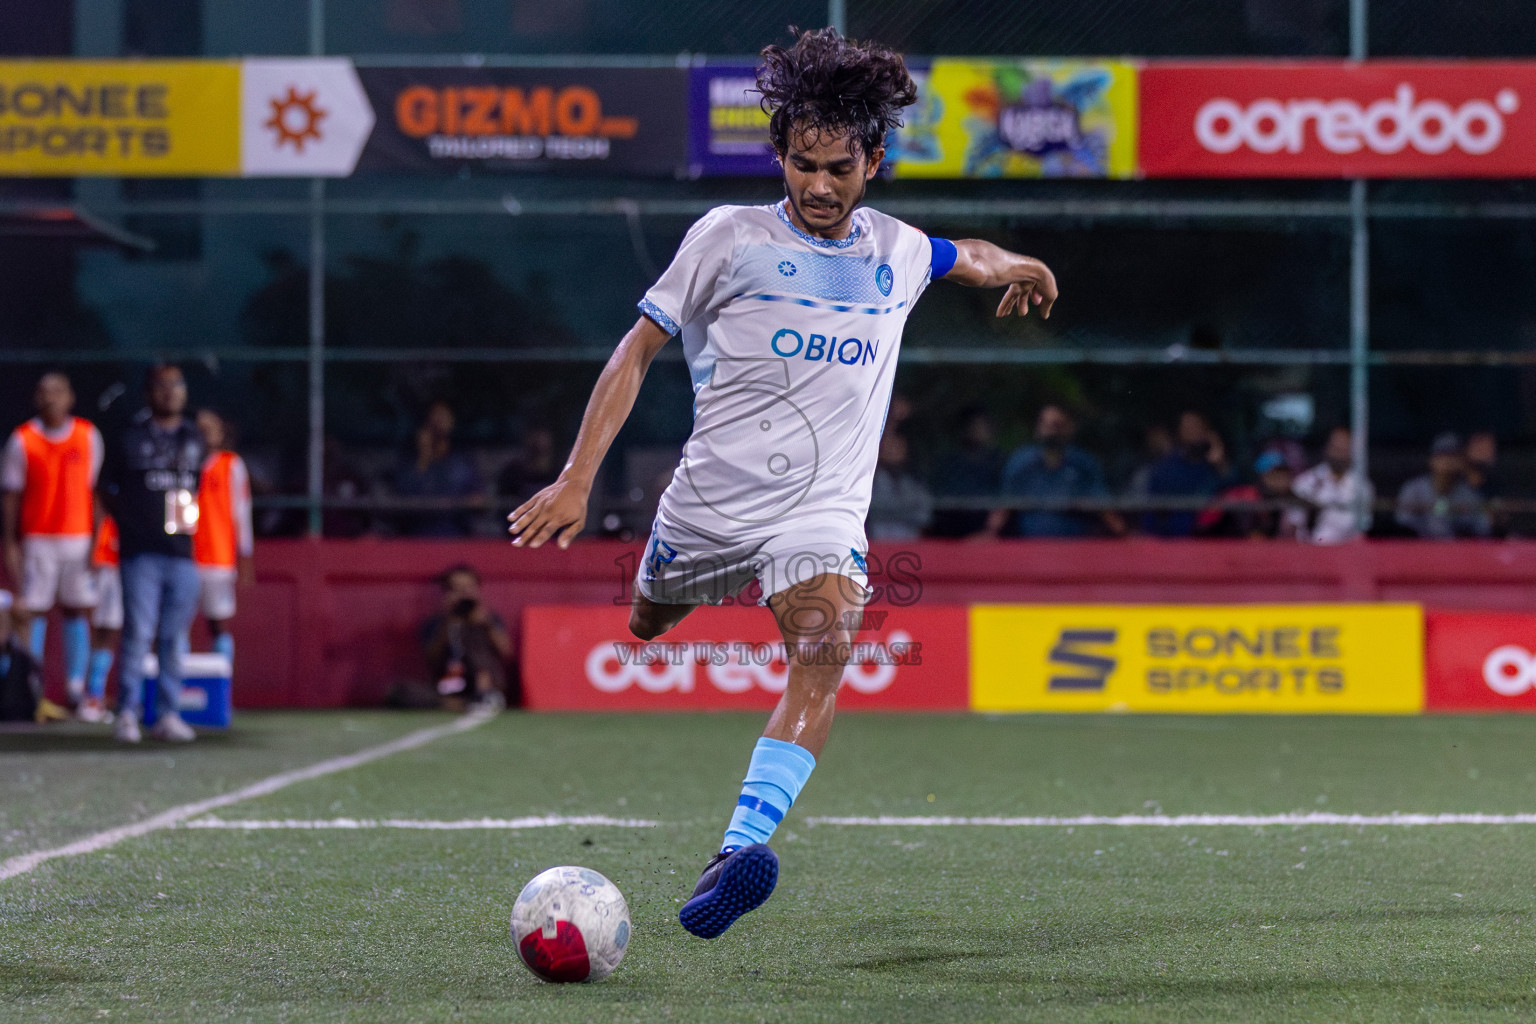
640;201;945;542
1292;463;1373;543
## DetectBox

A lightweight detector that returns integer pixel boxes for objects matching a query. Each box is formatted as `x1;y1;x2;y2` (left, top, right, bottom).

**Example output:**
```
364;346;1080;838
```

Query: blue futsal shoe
679;844;779;938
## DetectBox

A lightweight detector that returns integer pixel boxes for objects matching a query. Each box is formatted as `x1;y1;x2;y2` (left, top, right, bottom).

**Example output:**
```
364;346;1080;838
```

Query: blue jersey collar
774;200;863;249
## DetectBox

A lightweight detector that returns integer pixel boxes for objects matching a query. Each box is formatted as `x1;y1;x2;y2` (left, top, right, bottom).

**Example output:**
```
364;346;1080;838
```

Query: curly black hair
757;27;918;160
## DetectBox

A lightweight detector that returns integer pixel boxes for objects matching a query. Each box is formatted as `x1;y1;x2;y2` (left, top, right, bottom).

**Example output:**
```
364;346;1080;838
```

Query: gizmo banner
358;67;688;176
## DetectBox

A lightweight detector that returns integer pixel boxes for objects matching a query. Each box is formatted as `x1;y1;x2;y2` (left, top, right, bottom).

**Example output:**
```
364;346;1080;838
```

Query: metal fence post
306;0;326;538
1349;0;1371;529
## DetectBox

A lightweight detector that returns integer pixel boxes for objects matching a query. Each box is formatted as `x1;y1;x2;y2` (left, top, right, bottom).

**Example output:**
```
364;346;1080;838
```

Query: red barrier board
1140;62;1536;178
520;604;969;711
1425;610;1536;711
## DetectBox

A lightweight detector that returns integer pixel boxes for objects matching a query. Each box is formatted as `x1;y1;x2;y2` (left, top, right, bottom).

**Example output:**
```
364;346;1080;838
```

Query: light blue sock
29;617;46;661
721;737;817;853
63;617;89;689
87;648;114;700
212;632;234;662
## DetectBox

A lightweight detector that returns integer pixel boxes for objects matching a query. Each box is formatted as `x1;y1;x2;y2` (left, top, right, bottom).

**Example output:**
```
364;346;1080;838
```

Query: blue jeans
118;553;202;719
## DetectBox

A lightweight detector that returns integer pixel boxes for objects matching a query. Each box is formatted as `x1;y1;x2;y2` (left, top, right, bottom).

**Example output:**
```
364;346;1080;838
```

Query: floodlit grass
4;711;1536;1022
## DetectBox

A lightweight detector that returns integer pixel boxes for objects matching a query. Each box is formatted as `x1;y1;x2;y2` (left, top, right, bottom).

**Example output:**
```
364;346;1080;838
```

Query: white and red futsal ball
510;865;631;982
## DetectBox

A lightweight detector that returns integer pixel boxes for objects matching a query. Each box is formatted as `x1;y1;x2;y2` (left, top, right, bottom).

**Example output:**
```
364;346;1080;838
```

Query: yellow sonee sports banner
971;604;1424;714
0;61;240;175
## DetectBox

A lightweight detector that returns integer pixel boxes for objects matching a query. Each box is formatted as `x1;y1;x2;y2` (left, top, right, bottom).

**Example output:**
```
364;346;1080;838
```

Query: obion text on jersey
768;328;881;366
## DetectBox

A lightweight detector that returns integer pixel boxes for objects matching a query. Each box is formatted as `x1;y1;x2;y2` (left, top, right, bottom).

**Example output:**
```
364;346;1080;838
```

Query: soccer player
1;372;104;715
83;515;121;722
508;28;1057;938
193;410;253;663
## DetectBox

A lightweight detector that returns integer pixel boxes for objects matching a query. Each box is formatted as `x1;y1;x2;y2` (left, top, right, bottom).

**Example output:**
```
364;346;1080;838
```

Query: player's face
34;374;73;425
779;126;883;239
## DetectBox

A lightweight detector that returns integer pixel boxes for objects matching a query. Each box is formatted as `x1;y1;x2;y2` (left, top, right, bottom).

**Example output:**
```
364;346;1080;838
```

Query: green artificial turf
5;711;1536;1022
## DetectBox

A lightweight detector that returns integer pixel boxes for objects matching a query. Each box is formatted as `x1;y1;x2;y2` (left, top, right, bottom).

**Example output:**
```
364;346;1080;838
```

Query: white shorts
92;565;123;631
635;511;870;607
20;535;97;613
198;566;238;621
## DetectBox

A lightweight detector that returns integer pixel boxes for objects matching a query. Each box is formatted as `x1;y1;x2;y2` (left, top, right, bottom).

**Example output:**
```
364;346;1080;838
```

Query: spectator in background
1464;430;1508;537
100;364;205;743
1197;450;1307;539
497;425;561;506
193;410;254;664
885;392;915;436
393;400;483;537
1141;411;1233;537
1125;422;1173;503
929;406;1004;538
322;435;372;538
866;431;933;540
1292;426;1374;543
420;564;511;710
988;404;1124;538
1395;433;1491;539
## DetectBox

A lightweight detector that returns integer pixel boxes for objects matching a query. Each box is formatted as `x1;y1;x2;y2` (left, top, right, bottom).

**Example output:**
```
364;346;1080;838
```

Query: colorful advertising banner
240;59;374;177
521;605;969;712
892;59;1137;179
0;59;373;177
1140;61;1536;178
1425;610;1536;711
689;62;772;176
357;67;688;176
971;604;1424;714
0;60;240;176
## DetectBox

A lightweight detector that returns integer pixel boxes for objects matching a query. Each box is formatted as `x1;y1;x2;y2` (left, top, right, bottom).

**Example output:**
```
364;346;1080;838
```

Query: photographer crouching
421;564;512;712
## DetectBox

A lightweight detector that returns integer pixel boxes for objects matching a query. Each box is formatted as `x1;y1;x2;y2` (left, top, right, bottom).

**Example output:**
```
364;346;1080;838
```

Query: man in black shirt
99;365;206;743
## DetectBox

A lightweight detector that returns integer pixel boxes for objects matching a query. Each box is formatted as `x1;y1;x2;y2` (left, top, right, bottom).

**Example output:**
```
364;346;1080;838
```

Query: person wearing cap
1196;449;1308;539
1394;433;1491;539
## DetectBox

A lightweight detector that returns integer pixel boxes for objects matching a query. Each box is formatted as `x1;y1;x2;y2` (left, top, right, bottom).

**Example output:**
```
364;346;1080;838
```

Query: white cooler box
139;652;233;729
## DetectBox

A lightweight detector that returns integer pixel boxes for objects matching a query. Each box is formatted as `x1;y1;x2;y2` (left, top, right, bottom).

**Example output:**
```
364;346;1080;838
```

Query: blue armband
929;237;957;279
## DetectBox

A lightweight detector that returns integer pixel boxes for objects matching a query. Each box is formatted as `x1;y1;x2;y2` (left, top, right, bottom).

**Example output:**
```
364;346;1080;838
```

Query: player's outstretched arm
508;315;672;550
943;239;1058;320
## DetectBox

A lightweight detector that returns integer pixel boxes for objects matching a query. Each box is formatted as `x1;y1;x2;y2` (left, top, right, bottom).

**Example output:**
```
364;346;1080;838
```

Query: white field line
806;813;1536;828
0;709;497;882
183;815;657;830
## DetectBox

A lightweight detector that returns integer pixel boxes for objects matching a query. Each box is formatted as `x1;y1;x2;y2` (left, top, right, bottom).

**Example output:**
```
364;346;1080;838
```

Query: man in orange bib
193;410;253;662
1;373;104;716
84;516;122;722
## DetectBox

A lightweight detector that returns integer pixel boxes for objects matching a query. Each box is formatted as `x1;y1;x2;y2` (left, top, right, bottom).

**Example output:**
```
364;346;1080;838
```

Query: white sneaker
76;697;113;724
114;709;142;744
66;677;86;706
150;712;196;743
469;690;507;714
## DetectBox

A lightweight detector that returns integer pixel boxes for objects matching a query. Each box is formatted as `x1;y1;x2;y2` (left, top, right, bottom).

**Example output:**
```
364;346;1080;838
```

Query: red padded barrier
169;538;1536;707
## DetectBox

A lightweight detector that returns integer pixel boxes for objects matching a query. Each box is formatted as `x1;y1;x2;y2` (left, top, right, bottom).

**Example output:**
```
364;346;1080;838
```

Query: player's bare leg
681;571;865;938
762;571;866;757
627;592;697;641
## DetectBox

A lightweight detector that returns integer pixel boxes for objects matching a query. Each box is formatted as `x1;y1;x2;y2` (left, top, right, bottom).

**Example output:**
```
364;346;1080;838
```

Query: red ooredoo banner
520;604;969;711
1140;62;1536;178
1425;610;1536;711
